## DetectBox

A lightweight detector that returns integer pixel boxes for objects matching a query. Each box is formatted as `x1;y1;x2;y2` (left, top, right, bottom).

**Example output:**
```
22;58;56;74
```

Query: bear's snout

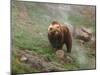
49;28;59;35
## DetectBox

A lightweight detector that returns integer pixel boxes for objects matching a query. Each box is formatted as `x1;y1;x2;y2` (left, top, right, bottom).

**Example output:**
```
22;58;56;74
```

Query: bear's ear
48;24;52;31
52;21;59;25
52;21;61;26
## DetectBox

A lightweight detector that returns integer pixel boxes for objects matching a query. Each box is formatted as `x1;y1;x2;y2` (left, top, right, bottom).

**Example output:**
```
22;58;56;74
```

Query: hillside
11;1;96;74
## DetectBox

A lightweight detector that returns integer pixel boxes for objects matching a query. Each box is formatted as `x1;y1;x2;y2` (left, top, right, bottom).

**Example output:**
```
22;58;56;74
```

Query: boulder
74;27;92;42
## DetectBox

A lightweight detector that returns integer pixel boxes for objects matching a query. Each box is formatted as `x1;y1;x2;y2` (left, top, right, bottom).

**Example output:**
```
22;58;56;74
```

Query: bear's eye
49;27;53;31
57;26;59;28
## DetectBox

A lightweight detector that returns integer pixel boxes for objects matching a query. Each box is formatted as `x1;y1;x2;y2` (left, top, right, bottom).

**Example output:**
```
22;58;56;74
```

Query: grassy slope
12;1;96;74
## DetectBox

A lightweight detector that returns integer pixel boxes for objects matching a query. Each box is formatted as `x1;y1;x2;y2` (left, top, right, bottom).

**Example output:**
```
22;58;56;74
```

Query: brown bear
48;21;72;53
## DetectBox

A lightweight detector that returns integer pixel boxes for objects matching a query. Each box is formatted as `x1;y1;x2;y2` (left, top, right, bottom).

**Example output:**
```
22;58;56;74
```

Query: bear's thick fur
48;21;72;53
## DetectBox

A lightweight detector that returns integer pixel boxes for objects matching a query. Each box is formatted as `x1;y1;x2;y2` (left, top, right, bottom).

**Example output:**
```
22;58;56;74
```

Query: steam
71;41;88;68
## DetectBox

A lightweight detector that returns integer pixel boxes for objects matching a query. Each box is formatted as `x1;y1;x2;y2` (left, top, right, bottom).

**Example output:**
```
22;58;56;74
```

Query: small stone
20;55;28;62
56;50;64;59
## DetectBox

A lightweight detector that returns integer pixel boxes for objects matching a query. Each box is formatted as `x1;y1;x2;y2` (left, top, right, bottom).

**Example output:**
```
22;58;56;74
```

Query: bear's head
48;21;63;36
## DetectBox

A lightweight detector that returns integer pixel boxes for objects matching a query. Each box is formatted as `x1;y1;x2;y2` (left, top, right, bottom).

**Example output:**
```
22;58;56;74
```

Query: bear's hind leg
65;42;72;53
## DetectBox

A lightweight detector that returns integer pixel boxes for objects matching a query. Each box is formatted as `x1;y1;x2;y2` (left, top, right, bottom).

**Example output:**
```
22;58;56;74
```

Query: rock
16;49;65;72
66;55;73;63
89;36;96;49
20;55;28;62
63;53;73;63
56;50;64;59
55;50;73;64
81;27;92;35
74;27;92;42
42;62;66;72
